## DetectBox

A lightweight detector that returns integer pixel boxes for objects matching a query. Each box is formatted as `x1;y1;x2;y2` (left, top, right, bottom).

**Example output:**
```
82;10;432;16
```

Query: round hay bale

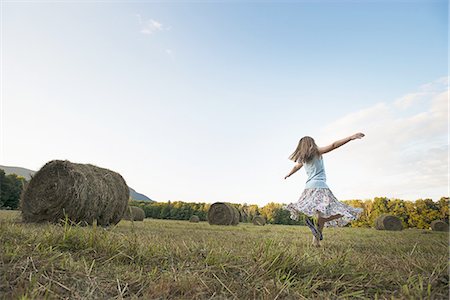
239;210;248;222
430;220;449;232
21;160;129;226
123;206;145;221
132;206;145;221
189;215;200;223
374;214;386;230
374;214;403;231
207;202;239;226
252;215;266;226
230;205;240;225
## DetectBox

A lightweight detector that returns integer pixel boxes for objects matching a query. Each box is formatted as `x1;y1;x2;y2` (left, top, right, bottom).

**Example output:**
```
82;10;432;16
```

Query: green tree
407;199;441;229
0;170;25;209
437;197;449;222
260;202;281;224
370;197;390;226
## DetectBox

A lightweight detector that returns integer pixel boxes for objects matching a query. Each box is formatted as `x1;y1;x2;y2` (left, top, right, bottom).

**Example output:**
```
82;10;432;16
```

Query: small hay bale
431;220;449;232
239;210;248;222
207;202;239;226
374;214;403;231
252;215;266;226
123;206;145;221
374;214;386;230
131;206;145;221
189;215;200;223
21;160;129;226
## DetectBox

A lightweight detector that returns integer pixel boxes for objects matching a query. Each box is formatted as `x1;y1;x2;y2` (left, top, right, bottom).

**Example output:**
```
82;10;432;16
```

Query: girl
284;133;364;247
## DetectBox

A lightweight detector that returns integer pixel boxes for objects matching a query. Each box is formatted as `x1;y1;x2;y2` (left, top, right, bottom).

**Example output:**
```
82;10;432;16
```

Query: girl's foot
312;236;321;247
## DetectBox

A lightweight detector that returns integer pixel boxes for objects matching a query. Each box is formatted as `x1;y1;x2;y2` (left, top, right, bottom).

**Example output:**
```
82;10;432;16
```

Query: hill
129;187;152;201
0;165;35;180
0;165;153;202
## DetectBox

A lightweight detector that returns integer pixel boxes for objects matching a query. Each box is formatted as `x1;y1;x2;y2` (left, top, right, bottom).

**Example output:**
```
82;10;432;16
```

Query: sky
1;0;448;205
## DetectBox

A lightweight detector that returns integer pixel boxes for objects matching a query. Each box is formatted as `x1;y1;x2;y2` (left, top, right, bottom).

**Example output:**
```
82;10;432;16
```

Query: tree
437;197;449;222
370;197;390;226
0;170;25;209
407;199;441;229
388;199;409;228
260;202;281;224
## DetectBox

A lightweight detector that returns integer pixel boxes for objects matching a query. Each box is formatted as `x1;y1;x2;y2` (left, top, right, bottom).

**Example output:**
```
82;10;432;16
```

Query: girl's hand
351;132;365;140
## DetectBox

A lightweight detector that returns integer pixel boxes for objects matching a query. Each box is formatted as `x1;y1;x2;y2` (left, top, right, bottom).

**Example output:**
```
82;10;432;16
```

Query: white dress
285;156;363;227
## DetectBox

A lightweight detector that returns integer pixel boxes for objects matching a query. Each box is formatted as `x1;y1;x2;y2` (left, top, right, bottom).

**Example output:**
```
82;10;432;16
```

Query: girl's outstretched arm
284;162;303;179
319;133;365;154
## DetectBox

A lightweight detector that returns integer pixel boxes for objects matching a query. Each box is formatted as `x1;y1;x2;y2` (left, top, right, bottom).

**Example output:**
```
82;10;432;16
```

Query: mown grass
0;210;448;299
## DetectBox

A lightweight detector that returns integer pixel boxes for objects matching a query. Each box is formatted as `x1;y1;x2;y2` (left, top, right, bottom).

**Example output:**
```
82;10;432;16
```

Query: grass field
0;210;448;299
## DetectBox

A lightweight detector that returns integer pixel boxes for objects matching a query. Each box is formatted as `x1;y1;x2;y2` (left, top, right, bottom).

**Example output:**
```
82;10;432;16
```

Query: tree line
130;196;449;229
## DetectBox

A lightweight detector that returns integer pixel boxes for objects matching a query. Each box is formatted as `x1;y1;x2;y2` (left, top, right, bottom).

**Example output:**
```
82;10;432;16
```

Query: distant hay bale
207;202;239;226
374;215;385;230
123;206;145;221
374;214;403;231
21;160;129;226
189;215;200;223
239;210;248;222
252;215;266;226
431;220;449;232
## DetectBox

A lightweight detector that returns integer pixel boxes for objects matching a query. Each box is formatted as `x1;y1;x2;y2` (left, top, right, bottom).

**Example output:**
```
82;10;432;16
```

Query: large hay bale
189;215;200;223
252;215;266;226
374;214;403;231
21;160;129;226
207;202;239;226
430;220;449;232
123;206;145;221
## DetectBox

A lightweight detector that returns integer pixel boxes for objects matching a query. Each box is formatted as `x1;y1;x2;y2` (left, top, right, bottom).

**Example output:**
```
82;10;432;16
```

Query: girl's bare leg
324;214;343;222
318;217;325;233
318;214;343;233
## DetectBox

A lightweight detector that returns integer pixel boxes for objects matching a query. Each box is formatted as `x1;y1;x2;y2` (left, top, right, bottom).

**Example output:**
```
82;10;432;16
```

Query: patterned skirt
284;188;363;227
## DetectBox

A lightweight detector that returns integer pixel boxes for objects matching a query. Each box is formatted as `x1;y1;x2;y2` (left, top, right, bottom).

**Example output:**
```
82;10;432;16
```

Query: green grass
0;210;448;299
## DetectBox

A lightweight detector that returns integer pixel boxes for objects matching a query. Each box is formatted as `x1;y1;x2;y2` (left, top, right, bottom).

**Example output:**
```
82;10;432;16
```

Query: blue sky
2;0;448;205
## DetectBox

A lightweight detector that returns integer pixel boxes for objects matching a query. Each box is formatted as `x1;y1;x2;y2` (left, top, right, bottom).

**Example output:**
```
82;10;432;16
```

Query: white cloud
395;76;448;109
136;14;166;35
318;77;448;201
394;92;427;109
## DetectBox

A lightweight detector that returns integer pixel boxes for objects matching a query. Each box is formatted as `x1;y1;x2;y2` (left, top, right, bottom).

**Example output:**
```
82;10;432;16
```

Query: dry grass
0;210;448;299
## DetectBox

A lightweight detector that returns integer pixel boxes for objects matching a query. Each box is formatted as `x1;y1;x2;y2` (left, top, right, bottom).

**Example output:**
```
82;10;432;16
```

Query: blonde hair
289;136;319;163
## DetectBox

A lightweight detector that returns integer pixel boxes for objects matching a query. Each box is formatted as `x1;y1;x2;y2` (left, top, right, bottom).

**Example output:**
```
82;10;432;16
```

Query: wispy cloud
136;14;167;35
318;77;448;200
394;78;446;109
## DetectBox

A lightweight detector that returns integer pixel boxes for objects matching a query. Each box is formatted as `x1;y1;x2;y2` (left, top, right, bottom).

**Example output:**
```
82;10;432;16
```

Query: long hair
289;136;319;163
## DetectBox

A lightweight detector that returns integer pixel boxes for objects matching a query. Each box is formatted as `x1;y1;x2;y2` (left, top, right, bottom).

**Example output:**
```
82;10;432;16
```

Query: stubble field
0;210;448;299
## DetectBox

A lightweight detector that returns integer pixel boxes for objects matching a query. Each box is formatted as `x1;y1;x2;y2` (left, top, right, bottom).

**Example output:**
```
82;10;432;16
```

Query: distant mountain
0;165;35;180
129;187;153;202
0;165;153;202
